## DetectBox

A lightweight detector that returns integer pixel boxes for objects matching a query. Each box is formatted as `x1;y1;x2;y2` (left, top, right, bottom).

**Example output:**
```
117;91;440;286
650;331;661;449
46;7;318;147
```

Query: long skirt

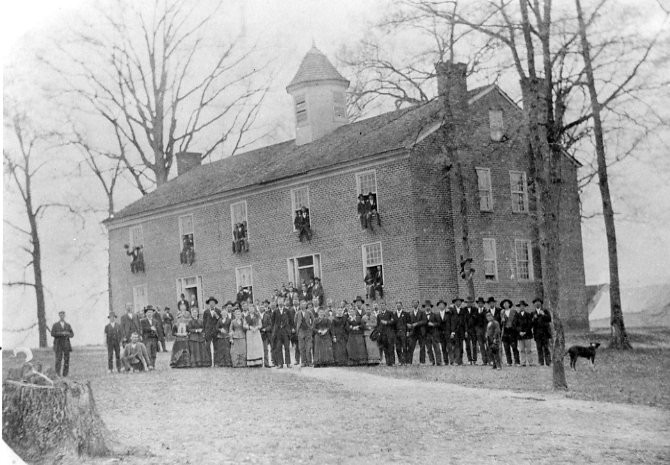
188;339;210;367
213;337;232;367
364;332;381;365
314;334;334;367
346;333;367;365
170;337;191;368
231;337;247;368
246;330;264;367
332;336;348;366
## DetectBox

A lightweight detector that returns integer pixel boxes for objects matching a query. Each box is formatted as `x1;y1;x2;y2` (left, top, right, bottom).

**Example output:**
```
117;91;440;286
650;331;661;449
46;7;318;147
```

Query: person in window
374;265;384;299
364;269;376;300
311;277;324;306
299;283;311;302
366;192;381;229
236;286;248;304
181;236;195;265
357;194;369;229
177;294;190;315
136;245;145;272
232;222;248;253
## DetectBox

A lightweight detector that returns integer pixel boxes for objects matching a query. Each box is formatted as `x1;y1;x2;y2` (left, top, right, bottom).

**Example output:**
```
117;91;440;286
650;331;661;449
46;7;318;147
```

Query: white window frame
230;200;249;239
287;254;322;287
176;276;204;311
178;214;195;250
235;265;253;291
489;109;504;141
333;90;346;121
356;169;380;212
362;241;384;281
482;238;498;281
129;225;144;248
476;167;493;212
509;171;529;213
290;186;311;232
132;284;148;314
514;239;534;281
295;95;307;126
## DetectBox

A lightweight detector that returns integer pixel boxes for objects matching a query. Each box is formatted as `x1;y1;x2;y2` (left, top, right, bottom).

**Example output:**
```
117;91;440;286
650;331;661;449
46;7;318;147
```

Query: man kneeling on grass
121;332;150;373
486;313;502;370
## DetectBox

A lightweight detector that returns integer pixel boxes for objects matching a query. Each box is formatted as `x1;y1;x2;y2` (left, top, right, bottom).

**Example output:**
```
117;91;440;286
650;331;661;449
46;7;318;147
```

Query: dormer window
489;109;504;141
333;91;346;120
296;96;307;126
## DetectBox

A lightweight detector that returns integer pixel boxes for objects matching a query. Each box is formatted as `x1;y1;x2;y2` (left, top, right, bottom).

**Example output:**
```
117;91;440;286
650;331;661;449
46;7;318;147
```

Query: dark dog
567;342;601;370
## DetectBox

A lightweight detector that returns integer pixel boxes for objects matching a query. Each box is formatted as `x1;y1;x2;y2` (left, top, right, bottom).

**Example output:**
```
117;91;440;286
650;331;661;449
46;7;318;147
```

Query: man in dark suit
471;297;489;365
203;296;221;367
449;297;469;365
104;312;123;373
435;300;452;364
391;301;409;365
463;298;476;364
51;311;74;377
531;298;553;366
406;300;428;364
140;306;160;369
260;300;274;367
487;296;502;325
376;301;395;366
357;194;369;229
295;300;315;367
500;299;520;366
177;293;190;314
120;303;142;346
271;298;293;368
424;301;442;365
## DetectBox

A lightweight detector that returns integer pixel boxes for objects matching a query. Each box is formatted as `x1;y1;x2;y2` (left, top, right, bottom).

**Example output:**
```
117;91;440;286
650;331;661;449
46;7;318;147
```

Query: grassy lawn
354;328;670;409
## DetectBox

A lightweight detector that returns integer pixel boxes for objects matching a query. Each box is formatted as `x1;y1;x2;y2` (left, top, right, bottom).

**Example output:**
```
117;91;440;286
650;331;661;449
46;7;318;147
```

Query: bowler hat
532;298;543;304
487;296;497;303
424;300;433;307
452;297;463;304
476;297;486;304
358;194;365;199
353;295;364;303
436;299;447;307
206;296;219;305
144;305;155;313
516;300;529;307
500;299;513;309
108;312;117;318
224;301;234;307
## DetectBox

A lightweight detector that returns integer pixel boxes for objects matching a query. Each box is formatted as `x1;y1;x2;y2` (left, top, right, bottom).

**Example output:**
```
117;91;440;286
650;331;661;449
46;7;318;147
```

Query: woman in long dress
346;297;368;365
362;308;381;365
213;307;232;367
331;305;348;365
170;303;191;368
187;307;209;367
245;307;264;367
230;308;247;368
314;307;334;367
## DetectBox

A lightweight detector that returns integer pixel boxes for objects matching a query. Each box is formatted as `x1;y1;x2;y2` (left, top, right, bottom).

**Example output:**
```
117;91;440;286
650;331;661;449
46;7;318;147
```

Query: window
514;239;534;281
132;284;148;314
489;109;504;141
482;238;498;281
291;187;311;231
231;201;248;237
363;242;384;300
356;170;378;201
179;214;195;264
176;276;203;310
287;254;322;288
509;171;529;213
129;225;144;248
295;96;307;126
476;168;493;211
333;91;346;120
235;266;253;302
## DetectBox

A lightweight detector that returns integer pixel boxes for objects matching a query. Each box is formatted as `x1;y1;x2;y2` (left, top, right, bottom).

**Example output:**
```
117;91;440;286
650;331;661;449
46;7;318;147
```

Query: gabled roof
109;86;516;224
287;46;349;91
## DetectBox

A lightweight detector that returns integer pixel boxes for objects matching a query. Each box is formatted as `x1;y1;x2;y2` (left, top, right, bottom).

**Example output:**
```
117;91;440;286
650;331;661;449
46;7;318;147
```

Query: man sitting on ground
121;332;150;373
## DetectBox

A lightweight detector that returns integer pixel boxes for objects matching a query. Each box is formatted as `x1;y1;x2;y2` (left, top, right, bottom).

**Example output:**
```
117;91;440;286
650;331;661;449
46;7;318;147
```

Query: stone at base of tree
2;378;110;462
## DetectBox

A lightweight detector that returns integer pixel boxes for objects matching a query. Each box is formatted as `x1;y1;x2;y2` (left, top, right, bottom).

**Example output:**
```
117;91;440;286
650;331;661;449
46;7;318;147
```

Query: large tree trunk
28;205;47;348
3;379;110;462
455;158;476;301
575;0;631;350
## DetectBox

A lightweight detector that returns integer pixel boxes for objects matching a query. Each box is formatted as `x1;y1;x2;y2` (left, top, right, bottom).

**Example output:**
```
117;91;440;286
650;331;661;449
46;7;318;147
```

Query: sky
2;0;669;348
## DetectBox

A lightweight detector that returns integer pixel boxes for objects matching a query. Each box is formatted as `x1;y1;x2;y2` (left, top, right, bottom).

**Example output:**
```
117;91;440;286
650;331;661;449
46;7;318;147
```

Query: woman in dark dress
346;297;368;365
314;307;334;367
331;305;348;366
213;306;232;367
187;307;210;367
170;302;191;368
230;308;247;368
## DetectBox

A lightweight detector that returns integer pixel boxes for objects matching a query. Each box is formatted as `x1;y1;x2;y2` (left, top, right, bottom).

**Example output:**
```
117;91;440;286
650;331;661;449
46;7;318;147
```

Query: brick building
106;46;588;329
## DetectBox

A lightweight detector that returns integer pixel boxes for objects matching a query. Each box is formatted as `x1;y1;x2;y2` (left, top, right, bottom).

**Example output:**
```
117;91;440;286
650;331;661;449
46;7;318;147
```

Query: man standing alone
51;311;74;377
104;312;123;373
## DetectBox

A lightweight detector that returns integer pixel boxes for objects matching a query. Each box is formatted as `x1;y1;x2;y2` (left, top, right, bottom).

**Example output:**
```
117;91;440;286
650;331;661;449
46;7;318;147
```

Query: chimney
175;152;202;176
435;61;468;116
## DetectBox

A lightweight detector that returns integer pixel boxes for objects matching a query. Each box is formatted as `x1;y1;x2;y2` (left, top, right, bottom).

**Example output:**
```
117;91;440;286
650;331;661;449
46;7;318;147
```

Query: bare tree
45;0;269;193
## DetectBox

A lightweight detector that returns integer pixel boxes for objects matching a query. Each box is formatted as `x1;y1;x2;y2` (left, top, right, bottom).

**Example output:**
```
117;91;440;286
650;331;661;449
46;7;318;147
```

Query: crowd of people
103;277;555;373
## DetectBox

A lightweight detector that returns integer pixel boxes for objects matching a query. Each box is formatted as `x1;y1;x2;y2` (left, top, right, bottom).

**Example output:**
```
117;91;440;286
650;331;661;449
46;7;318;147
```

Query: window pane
489;110;504;141
357;172;377;195
364;242;383;267
236;266;253;288
297;255;313;268
180;215;193;235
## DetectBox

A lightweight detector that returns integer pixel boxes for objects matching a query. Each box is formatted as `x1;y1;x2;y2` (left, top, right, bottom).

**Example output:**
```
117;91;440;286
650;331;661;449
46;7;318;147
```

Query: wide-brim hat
144;305;155;312
452;297;463;304
487;296;497;303
354;296;364;303
424;300;433;307
532;298;543;304
500;299;513;309
206;296;219;305
358;194;365;199
436;299;447;307
476;297;486;304
516;300;529;307
224;301;234;307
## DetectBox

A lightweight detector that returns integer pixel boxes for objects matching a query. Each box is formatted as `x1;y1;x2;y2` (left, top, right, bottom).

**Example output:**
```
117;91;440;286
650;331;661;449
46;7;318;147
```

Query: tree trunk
455;158;476;301
575;0;631;350
28;207;47;348
2;379;110;462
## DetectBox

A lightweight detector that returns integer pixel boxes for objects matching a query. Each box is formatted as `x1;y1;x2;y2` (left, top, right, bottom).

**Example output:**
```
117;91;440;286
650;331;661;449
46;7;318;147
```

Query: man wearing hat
260;300;274;367
366;192;381;229
500;299;520;366
357;194;370;229
435;299;452;364
391;301;409;365
424;300;442;365
271;298;293;368
140;306;160;369
295;300;315;367
486;297;502;325
312;277;324;307
449;297;469;365
406;300;428;364
51;311;74;377
376;300;395;365
531;298;552;366
515;300;534;366
104;312;123;373
203;297;221;367
120;302;142;346
471;297;489;365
